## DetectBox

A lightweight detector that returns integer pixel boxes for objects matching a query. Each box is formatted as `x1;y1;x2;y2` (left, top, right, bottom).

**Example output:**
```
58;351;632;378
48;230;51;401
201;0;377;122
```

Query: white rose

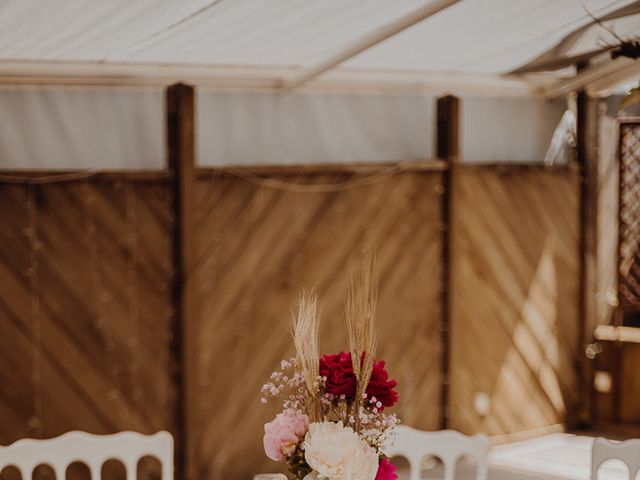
302;422;378;480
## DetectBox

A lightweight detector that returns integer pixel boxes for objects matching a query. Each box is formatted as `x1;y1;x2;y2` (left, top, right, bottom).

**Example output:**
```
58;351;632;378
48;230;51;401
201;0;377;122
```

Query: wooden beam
0;60;548;96
0;170;171;183
282;0;462;90
166;83;196;480
436;94;459;429
586;60;640;96
544;57;640;97
195;159;446;178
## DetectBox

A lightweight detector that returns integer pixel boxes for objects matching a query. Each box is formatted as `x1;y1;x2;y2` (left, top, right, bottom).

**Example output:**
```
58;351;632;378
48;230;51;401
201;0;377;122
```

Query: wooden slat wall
0;163;584;479
191;170;444;479
0;178;177;445
450;167;581;436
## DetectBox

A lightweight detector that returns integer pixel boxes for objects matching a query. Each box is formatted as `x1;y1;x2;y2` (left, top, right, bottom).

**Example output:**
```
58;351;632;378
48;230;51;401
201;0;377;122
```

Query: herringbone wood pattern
450;167;581;436
0;165;583;479
191;170;444;478
0;178;177;446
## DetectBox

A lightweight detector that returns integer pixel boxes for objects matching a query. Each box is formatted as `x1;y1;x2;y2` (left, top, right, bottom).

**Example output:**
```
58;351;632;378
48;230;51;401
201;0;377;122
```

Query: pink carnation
263;410;309;461
375;458;398;480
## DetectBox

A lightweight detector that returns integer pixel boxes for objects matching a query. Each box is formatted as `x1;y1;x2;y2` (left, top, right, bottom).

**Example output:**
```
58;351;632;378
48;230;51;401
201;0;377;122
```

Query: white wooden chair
591;437;640;480
0;431;173;479
385;425;489;480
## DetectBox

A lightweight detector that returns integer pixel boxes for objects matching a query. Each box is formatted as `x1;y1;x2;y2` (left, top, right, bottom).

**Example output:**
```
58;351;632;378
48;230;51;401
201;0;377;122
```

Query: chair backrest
591;437;640;480
385;425;489;480
0;431;173;480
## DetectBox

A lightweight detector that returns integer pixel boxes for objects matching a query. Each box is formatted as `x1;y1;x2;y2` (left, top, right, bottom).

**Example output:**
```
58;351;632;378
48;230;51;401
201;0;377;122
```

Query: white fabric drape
460;96;565;163
196;92;434;166
0;88;564;169
0;87;163;170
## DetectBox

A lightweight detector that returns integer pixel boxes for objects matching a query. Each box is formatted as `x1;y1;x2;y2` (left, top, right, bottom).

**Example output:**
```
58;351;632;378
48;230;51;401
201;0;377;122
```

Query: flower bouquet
260;260;399;480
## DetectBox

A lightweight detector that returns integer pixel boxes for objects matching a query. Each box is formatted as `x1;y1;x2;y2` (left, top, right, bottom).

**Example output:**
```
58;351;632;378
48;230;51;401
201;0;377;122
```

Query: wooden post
576;84;598;427
576;89;588;427
167;83;196;480
436;95;459;430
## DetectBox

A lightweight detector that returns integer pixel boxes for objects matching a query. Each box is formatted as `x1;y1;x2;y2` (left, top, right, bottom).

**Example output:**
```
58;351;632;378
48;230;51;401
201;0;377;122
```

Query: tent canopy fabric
0;0;638;93
0;0;632;169
0;88;565;169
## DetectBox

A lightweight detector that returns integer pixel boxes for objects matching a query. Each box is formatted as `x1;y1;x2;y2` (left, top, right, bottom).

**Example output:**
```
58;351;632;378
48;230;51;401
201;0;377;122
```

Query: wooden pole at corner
576;84;598;427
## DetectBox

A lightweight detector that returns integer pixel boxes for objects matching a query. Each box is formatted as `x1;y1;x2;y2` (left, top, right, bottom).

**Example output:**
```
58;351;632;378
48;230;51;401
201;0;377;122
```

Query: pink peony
263;410;309;461
375;458;398;480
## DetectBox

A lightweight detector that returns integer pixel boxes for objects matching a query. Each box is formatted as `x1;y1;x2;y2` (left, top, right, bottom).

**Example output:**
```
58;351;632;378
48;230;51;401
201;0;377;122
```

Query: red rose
366;360;398;409
319;352;356;397
319;352;398;409
375;458;397;480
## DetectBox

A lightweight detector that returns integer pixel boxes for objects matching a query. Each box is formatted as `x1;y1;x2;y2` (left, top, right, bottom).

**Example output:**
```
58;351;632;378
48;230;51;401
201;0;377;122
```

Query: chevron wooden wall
449;166;581;437
190;167;445;479
0;176;177;452
0;163;583;479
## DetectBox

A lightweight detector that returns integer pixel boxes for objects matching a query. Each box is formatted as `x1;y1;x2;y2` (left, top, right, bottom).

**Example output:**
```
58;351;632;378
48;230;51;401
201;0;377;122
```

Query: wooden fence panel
191;170;444;479
450;167;581;436
0;178;177;445
0;163;587;478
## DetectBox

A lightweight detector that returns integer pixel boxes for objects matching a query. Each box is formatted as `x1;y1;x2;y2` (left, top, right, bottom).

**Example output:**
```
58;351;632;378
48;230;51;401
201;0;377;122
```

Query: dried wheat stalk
345;255;378;430
291;291;321;421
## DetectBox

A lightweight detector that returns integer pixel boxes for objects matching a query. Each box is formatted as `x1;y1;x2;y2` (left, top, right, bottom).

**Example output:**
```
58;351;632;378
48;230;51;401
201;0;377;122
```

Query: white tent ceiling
0;0;638;94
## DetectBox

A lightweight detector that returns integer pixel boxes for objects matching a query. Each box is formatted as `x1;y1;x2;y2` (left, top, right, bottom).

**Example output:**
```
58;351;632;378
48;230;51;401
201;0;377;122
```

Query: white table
488;433;629;480
394;433;630;480
258;433;632;480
